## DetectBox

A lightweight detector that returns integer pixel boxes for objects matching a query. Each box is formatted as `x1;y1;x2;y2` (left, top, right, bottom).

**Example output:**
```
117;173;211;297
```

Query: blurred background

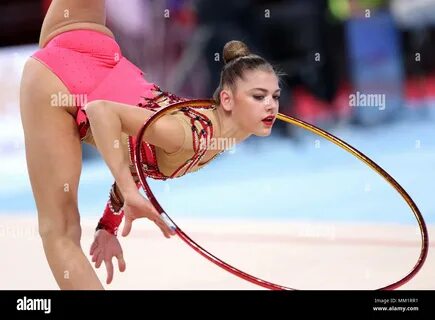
0;0;434;289
1;0;433;219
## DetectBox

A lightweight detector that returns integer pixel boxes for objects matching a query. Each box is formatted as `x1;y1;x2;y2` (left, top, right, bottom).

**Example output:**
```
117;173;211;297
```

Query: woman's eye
273;96;280;100
253;95;265;100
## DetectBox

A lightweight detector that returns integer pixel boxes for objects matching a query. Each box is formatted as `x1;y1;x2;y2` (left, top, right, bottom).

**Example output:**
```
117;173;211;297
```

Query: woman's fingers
123;195;176;238
139;202;175;238
95;252;104;268
104;257;114;284
116;253;126;272
121;217;133;237
146;201;160;217
89;241;98;255
149;212;175;238
91;248;101;263
153;216;172;238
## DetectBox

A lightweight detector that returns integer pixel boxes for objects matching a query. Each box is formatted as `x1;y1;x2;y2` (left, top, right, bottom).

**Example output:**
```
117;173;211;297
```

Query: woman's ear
220;89;234;112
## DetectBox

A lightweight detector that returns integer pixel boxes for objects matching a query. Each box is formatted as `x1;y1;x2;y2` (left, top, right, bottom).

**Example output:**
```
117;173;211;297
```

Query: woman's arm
86;100;182;238
97;165;141;235
85;100;185;198
95;133;138;234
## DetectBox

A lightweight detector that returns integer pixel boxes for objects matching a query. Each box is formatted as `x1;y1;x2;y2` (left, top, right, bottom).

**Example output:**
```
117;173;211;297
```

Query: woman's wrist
123;188;142;203
116;165;140;199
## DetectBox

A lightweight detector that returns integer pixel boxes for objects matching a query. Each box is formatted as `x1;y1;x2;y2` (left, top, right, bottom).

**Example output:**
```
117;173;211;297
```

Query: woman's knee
38;205;82;244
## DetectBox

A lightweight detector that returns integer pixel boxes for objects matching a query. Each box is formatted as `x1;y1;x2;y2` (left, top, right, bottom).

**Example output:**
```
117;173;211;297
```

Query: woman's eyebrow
249;88;281;93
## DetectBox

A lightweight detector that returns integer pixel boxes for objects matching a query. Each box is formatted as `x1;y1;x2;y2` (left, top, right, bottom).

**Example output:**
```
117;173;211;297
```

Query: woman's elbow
84;100;107;118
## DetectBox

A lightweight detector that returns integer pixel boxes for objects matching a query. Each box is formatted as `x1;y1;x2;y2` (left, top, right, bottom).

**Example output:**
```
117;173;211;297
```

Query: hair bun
223;40;250;64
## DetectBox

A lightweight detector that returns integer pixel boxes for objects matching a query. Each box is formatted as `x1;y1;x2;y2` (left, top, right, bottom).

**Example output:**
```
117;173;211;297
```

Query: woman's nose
264;96;275;110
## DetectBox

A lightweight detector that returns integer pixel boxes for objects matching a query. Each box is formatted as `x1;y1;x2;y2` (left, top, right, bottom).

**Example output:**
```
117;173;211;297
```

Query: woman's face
230;69;280;137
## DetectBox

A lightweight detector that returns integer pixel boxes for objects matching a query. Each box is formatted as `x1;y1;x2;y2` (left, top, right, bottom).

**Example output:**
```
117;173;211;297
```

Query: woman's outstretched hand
122;191;175;238
90;229;126;285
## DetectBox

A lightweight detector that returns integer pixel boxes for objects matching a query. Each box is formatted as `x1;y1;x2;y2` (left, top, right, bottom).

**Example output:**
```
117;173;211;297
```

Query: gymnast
20;0;281;289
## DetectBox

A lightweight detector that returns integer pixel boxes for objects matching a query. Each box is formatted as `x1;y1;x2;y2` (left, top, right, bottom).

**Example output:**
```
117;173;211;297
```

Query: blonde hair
213;40;280;104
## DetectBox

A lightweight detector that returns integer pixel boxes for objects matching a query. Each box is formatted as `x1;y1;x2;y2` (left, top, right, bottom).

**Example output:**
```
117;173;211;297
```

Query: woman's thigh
20;57;83;238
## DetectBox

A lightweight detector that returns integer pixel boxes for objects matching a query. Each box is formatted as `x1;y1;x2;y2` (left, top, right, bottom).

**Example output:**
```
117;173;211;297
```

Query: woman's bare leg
39;0;112;47
20;58;103;289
